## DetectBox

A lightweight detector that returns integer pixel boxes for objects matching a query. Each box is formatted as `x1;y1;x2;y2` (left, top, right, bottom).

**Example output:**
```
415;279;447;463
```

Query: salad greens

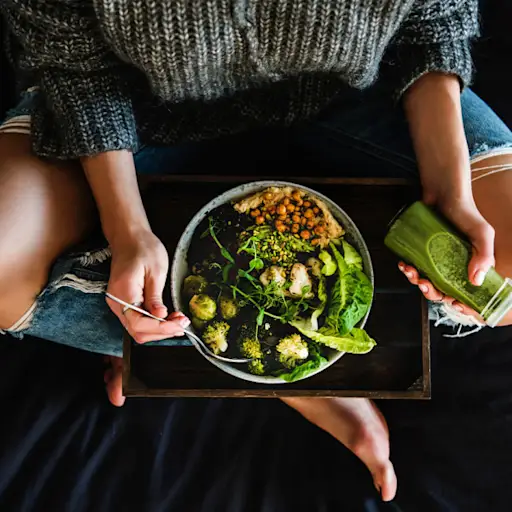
184;186;377;383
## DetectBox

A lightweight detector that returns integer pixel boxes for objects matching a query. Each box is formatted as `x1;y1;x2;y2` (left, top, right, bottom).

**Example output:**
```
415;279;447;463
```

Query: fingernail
180;318;191;328
454;305;463;312
398;263;405;271
419;284;428;293
474;270;486;286
405;272;413;278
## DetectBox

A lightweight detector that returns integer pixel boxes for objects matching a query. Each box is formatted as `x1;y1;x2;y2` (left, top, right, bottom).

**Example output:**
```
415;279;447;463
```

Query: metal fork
105;293;252;363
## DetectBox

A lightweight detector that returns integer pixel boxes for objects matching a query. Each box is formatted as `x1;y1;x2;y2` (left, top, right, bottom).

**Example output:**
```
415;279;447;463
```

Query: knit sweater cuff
31;69;139;159
395;38;473;99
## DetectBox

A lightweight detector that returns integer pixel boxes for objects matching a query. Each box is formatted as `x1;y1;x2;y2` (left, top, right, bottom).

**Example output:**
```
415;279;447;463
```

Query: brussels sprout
219;295;239;320
189;294;217;321
183;275;208;299
191;316;207;331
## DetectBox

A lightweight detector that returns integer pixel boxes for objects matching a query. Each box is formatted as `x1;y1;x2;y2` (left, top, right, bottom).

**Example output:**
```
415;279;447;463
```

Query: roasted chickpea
277;204;287;216
276;223;287;233
265;192;273;200
283;198;290;206
256;215;265;225
314;225;325;235
313;207;320;214
296;199;303;207
269;205;276;214
292;191;301;202
278;214;287;221
300;230;311;240
301;217;307;226
306;220;315;229
286;203;295;213
304;209;314;219
291;223;300;233
311;238;320;246
292;214;300;223
250;209;260;218
303;200;311;208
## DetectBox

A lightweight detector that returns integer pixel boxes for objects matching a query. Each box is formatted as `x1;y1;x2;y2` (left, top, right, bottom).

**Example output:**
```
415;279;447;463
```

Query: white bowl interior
171;181;374;384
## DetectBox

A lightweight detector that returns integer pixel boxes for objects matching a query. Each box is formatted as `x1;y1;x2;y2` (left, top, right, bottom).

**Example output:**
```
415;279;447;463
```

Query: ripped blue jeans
1;87;511;356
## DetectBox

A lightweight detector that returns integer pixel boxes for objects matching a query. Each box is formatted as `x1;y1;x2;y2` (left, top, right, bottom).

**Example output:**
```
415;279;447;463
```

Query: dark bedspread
1;1;512;511
2;325;512;512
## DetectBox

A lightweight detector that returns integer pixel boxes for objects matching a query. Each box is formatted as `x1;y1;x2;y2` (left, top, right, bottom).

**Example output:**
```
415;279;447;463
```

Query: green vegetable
290;321;376;354
341;240;363;271
219;295;239;320
189;294;217;321
183;275;208;299
248;359;266;376
309;273;327;331
319;250;337;276
191;316;207;331
208;216;235;264
276;334;309;369
240;337;263;359
327;244;373;335
203;321;230;354
278;343;327;382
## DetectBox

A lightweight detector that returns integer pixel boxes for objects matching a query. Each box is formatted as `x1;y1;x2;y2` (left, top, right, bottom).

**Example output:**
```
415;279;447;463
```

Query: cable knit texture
2;0;479;159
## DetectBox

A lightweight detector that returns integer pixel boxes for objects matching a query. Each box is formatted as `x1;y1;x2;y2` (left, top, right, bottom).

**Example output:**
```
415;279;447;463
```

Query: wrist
107;220;153;250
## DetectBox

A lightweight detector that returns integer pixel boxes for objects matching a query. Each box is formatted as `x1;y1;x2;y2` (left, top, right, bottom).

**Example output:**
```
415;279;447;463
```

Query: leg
0;134;95;329
471;154;512;325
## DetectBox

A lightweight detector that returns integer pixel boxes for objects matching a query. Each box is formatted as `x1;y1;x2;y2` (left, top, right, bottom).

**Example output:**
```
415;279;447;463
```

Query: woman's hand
399;191;495;317
106;228;190;343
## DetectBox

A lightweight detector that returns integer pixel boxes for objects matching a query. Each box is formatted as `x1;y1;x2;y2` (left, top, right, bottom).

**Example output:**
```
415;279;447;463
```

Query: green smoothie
384;201;512;327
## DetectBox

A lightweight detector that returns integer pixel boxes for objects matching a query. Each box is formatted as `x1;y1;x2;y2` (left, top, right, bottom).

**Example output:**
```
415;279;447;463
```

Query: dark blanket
1;1;512;511
2;325;512;512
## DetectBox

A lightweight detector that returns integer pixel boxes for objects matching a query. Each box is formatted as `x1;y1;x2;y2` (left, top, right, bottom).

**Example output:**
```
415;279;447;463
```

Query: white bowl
171;181;374;384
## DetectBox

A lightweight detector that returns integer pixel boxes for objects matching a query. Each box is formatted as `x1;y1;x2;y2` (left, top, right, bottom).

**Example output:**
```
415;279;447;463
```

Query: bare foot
282;397;397;501
104;356;126;407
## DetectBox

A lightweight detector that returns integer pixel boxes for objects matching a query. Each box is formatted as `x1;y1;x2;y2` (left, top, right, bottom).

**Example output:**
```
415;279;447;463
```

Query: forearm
82;151;150;244
404;73;471;203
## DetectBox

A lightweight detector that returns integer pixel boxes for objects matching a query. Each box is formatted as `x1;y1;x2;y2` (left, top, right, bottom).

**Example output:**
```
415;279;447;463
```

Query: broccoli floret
203;321;230;354
189;294;217;321
240;337;263;359
219;296;239;320
183;275;208;299
248;359;266;376
276;334;309;369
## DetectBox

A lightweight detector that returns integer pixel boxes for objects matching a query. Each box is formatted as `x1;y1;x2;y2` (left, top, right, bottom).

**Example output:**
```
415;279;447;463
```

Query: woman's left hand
399;190;495;317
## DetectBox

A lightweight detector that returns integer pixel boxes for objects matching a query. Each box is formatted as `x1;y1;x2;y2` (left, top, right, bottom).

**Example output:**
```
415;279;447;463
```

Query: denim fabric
2;87;511;357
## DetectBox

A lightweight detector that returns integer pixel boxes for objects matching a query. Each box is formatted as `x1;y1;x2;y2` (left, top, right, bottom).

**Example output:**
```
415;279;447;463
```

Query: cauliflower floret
276;334;309;369
289;263;314;298
203;321;230;354
240;337;263;359
259;266;286;287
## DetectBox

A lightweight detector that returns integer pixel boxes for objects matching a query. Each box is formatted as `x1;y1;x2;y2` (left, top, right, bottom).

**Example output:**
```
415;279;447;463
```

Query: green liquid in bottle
384;202;512;327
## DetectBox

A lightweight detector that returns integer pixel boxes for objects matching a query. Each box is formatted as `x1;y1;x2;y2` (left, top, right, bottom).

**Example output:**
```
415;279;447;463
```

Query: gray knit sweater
3;0;479;159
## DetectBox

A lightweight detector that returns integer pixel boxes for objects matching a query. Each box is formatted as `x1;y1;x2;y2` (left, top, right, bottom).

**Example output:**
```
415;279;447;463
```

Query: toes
106;356;125;407
373;461;397;502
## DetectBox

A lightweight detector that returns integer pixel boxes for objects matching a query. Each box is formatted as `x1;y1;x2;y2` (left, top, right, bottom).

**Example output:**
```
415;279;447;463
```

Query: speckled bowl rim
171;180;374;384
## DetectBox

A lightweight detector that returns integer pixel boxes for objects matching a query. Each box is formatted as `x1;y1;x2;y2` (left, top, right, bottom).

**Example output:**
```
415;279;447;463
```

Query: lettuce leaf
319;250;337;276
290;321;376;354
341;240;363;271
327;244;373;335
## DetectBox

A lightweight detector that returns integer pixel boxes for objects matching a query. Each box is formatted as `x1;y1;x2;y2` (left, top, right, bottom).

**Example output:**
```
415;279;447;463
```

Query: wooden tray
123;177;430;399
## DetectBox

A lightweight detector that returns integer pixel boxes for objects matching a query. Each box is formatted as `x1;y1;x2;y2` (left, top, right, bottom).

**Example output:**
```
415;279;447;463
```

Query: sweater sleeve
389;0;479;97
2;0;139;159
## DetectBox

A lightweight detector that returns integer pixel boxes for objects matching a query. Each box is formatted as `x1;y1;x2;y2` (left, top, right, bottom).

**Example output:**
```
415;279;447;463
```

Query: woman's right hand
105;228;190;343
